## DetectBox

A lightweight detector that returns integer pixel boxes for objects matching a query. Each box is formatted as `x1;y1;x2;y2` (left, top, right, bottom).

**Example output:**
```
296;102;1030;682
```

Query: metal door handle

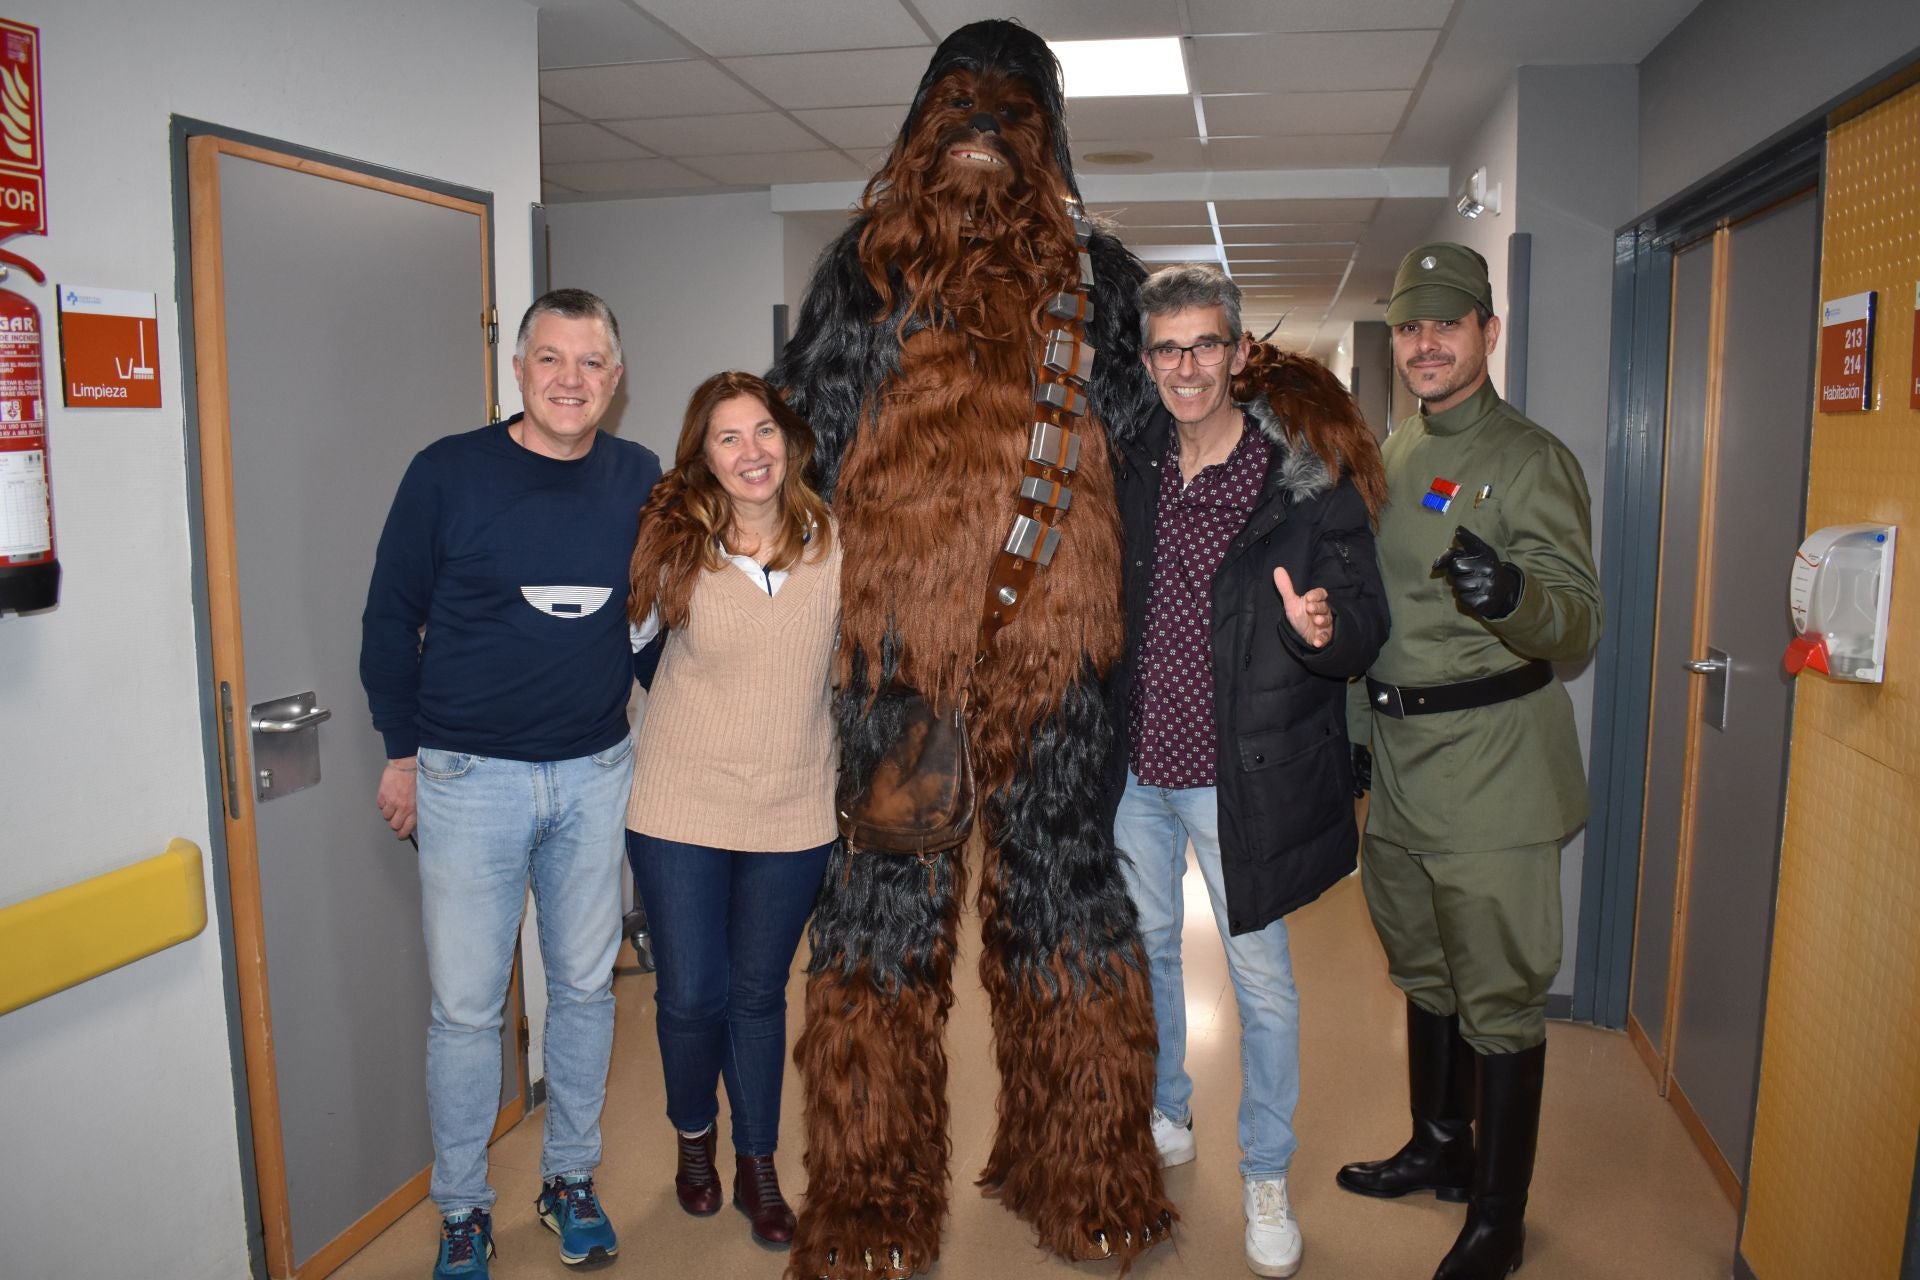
251;706;333;733
1683;657;1727;674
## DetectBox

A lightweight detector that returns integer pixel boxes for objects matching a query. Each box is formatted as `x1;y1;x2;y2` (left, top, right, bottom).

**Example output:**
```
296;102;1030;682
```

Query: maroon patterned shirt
1130;419;1271;788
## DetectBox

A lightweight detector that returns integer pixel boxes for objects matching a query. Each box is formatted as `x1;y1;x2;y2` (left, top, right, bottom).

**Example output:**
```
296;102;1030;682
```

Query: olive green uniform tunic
1351;379;1601;1051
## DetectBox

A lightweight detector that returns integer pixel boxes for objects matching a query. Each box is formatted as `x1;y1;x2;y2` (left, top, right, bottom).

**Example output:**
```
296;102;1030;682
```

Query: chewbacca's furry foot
798;1241;918;1280
789;1209;938;1280
1069;1209;1175;1264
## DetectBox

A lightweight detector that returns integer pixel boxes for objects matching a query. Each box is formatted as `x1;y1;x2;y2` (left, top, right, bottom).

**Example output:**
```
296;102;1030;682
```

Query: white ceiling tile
1228;272;1346;285
1188;30;1440;94
724;48;942;110
1073;136;1209;170
1087;201;1213;227
608;112;819;156
542;157;719;193
910;0;1182;41
681;150;871;185
1110;225;1220;247
1202;89;1409;137
1206;133;1391;168
1066;97;1201;143
1214;198;1379;223
636;0;932;57
543;180;580;201
538;0;692;68
792;105;914;149
854;148;893;172
1186;0;1450;34
1226;255;1353;267
1134;243;1230;263
541;123;653;165
541;61;769;119
540;99;583;126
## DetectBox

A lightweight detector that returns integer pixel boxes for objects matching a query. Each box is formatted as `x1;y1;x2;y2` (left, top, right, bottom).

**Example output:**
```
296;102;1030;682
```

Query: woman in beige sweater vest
624;371;839;1249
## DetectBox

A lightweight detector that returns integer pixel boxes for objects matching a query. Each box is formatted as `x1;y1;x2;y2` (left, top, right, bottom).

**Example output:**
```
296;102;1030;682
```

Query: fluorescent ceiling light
1050;38;1188;98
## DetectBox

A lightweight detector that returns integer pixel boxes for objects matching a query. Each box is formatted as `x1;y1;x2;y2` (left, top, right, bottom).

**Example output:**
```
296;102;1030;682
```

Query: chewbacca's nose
969;112;999;134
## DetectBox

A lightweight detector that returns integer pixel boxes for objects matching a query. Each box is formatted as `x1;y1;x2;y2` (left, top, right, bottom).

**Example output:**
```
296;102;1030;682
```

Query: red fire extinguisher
0;248;57;614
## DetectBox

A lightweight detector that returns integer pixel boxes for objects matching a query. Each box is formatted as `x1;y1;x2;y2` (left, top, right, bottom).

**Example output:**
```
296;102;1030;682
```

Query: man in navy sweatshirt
360;288;660;1280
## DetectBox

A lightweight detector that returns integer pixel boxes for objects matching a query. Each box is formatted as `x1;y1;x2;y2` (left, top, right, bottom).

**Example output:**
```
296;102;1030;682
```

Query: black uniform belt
1366;660;1553;719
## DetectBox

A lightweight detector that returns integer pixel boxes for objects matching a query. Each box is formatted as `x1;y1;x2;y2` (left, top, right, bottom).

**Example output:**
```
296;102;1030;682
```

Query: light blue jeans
1114;770;1300;1181
415;734;632;1216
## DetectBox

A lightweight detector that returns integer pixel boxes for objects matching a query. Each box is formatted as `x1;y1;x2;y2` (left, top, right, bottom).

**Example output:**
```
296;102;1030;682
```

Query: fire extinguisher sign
0;18;44;238
0;286;49;560
57;285;161;409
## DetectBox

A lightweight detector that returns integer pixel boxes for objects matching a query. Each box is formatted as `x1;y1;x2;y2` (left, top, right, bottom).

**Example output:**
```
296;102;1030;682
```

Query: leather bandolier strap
978;198;1098;658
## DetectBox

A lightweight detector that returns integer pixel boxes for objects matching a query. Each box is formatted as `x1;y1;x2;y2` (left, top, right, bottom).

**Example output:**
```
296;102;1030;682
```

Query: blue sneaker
537;1174;619;1266
433;1210;493;1279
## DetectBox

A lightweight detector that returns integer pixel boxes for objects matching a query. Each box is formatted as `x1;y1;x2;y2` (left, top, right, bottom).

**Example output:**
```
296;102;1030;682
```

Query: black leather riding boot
1336;1002;1474;1201
1433;1041;1546;1280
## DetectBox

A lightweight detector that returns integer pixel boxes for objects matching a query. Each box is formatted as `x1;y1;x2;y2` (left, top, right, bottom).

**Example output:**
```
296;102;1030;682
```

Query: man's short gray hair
515;288;623;365
1138;264;1243;346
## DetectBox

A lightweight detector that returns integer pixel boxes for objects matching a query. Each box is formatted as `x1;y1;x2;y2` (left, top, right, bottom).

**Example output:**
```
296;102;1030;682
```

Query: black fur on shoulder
771;225;1156;496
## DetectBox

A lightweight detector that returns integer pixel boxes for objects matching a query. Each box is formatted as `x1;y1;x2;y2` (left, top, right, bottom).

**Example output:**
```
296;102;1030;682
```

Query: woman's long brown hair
628;371;833;629
1233;342;1388;524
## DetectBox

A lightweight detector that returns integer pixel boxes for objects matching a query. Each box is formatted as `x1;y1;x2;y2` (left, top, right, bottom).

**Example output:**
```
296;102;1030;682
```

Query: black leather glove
1433;526;1523;620
1351;743;1372;797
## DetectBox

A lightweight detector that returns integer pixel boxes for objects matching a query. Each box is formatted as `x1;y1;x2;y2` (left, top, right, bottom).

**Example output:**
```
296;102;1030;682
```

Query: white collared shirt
629;536;796;649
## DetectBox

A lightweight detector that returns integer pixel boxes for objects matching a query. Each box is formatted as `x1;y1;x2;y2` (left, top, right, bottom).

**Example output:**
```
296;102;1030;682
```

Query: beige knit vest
626;537;841;851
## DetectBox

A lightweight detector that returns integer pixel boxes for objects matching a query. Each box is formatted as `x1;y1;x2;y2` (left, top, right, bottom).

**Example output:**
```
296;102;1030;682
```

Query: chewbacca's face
906;68;1053;194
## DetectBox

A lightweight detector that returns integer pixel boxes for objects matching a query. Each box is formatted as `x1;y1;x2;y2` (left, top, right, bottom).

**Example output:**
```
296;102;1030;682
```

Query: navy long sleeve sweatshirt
359;417;661;762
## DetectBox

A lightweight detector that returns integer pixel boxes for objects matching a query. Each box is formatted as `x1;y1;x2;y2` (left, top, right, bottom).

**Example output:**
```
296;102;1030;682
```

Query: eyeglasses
1145;338;1235;369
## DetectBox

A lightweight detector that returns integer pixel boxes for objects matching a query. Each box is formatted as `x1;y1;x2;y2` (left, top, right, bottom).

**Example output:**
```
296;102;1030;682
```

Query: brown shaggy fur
1235;342;1388;523
791;56;1166;1280
789;852;962;1280
975;845;1174;1266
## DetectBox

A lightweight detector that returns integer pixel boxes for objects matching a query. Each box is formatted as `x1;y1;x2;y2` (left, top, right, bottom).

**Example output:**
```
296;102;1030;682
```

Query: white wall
1420;66;1637;998
1513;65;1639;993
1639;0;1920;211
545;192;787;461
0;2;540;1275
1423;78;1519;318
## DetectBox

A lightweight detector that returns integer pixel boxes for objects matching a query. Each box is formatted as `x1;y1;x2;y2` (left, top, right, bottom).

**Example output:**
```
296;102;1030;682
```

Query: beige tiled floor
334;866;1737;1280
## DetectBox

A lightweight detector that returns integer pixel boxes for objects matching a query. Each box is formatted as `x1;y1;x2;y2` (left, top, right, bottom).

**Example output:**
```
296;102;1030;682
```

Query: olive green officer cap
1385;242;1493;325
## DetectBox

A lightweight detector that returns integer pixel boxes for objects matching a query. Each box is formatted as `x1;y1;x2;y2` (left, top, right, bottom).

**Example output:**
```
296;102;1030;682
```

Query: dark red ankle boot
674;1127;722;1217
733;1153;795;1247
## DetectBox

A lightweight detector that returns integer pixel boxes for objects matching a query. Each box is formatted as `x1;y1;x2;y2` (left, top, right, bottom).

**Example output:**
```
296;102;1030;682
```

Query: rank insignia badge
1423;477;1461;513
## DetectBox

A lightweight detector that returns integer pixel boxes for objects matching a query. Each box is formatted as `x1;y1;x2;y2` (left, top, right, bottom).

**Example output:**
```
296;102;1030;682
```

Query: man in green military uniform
1336;243;1601;1280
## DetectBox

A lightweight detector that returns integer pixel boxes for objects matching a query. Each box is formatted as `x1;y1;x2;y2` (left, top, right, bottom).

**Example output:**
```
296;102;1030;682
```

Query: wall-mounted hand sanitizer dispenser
1784;523;1896;682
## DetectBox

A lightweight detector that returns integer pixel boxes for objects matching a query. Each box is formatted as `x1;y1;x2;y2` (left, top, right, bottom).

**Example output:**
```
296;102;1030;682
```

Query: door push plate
249;691;332;801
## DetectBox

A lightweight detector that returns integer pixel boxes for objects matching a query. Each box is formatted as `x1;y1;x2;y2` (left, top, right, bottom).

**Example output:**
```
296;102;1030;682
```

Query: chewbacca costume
770;20;1174;1280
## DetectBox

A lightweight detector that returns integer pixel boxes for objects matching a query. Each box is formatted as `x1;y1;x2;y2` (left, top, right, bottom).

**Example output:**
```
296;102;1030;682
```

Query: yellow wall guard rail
0;839;208;1016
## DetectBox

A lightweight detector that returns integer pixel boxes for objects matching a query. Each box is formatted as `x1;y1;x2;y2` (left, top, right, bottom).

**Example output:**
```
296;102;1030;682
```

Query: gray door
192;138;516;1275
1629;238;1713;1061
1628;191;1817;1194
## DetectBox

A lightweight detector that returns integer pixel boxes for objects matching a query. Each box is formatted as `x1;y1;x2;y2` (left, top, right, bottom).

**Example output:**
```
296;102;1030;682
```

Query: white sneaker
1150;1109;1196;1168
1243;1176;1303;1278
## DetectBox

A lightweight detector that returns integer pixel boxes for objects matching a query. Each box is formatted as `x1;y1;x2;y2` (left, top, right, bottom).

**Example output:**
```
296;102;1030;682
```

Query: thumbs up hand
1274;566;1334;649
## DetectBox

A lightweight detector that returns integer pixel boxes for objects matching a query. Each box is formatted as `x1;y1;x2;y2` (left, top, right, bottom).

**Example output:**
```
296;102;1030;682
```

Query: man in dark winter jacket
1106;264;1389;1278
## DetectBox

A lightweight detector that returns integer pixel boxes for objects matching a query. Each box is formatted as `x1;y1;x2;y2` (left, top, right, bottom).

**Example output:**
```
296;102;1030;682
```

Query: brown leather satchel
834;199;1099;857
835;685;976;855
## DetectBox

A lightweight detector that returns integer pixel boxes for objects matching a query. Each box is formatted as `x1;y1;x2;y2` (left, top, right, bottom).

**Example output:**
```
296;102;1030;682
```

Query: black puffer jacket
1103;395;1388;935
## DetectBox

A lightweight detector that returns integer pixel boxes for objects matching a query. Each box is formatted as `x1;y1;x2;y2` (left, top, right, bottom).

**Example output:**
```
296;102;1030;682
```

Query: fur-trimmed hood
1242;394;1337;507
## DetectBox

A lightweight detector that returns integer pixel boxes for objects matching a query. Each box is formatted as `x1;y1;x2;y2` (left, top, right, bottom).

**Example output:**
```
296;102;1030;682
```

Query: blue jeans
1113;770;1300;1180
626;832;831;1155
415;735;632;1216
